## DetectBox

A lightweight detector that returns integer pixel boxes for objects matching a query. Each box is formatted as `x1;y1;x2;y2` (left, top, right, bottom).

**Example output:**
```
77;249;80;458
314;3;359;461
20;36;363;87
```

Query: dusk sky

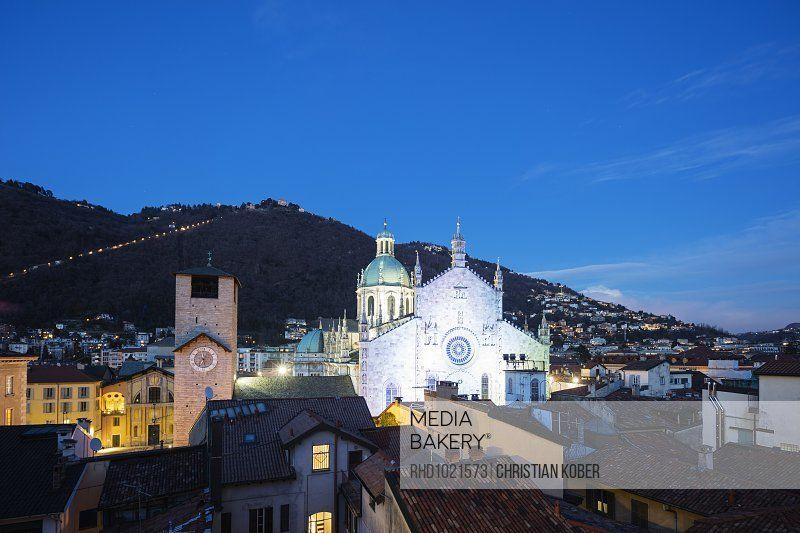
2;1;798;332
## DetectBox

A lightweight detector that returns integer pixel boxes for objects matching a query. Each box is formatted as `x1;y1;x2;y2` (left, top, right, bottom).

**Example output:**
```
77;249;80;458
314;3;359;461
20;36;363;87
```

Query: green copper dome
361;255;410;287
296;329;325;353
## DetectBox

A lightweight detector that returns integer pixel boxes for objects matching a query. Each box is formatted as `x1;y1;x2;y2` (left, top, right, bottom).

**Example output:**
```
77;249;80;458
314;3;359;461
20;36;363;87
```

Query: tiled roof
387;472;575;533
206;396;374;485
149;335;175;347
353;450;394;499
174;265;240;283
687;505;800;532
28;364;100;383
278;409;376;450
174;329;232;353
117;360;156;377
622;359;667;371
0;351;37;360
571;433;800;516
362;426;402;462
0;425;84;520
234;375;356;399
98;445;208;509
753;359;800;377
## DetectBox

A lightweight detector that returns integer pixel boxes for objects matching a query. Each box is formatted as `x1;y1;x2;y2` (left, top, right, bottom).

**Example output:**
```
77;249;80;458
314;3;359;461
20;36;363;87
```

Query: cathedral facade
357;220;550;414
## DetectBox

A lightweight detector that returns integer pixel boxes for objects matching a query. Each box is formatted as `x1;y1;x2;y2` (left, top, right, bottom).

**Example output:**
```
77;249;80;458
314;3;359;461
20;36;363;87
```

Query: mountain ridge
0;180;723;342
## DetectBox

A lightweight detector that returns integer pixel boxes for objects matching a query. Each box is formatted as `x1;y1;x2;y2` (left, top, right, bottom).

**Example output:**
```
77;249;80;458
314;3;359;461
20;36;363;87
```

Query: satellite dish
205;386;214;400
89;438;103;453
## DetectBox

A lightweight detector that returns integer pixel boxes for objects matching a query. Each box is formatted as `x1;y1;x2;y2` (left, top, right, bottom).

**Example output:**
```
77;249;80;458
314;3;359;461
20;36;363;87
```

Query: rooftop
0;424;85;520
234;375;356;399
753;359;800;377
621;359;667;371
28;364;100;384
98;445;208;509
204;396;374;485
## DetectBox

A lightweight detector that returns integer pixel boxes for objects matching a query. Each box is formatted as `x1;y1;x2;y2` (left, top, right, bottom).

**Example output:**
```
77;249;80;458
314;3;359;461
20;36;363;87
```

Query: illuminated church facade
357;220;551;414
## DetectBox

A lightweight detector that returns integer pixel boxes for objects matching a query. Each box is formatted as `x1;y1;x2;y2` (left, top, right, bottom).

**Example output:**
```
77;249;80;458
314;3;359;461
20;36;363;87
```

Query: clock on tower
172;260;240;446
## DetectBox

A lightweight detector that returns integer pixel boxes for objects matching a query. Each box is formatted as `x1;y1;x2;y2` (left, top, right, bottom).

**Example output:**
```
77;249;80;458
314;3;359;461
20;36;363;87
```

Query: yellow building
26;365;102;436
1;352;37;426
99;366;174;450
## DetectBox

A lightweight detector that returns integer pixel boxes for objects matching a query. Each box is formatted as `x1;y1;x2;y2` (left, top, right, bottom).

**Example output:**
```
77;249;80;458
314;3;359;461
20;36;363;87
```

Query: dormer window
191;275;218;299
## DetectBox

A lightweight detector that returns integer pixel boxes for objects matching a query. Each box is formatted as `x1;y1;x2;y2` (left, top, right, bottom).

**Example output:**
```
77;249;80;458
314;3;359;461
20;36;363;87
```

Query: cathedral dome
296;329;324;353
361;255;411;287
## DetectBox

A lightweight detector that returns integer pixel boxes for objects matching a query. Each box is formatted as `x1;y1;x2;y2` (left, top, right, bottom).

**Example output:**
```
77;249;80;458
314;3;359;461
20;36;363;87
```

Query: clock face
189;346;217;372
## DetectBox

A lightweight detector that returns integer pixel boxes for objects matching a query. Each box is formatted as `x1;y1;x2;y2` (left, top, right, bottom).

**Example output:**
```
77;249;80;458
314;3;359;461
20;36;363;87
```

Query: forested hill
0;180;704;343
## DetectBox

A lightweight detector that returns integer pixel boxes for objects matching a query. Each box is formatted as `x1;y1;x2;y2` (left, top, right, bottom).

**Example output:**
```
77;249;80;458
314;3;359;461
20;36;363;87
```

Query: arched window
531;378;539;402
133;392;141;404
385;383;399;407
367;296;375;317
481;374;489;400
387;295;395;320
308;511;332;533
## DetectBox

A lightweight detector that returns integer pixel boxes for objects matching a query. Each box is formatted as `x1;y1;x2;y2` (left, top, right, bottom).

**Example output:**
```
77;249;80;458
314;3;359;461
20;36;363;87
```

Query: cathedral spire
538;313;551;345
450;217;467;268
413;250;422;287
493;257;503;291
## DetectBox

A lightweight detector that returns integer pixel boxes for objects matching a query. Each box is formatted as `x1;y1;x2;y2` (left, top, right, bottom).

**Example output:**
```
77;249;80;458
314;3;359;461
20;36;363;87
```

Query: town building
99;365;174;450
358;220;550;413
0;351;37;425
620;359;670;397
0;423;93;531
172;262;240;446
26;365;103;434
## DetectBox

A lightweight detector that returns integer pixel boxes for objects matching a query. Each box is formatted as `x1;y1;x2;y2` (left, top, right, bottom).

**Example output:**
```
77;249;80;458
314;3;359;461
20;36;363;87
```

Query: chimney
52;453;67;490
468;447;485;460
76;418;91;434
697;445;713;471
209;416;224;509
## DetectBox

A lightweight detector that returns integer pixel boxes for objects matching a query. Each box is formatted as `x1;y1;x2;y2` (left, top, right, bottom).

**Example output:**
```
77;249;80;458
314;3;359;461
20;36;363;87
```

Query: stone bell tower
172;255;239;445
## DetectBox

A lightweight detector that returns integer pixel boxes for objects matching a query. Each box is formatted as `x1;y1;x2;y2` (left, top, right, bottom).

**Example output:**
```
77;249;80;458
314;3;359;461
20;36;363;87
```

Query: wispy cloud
588;115;800;183
623;43;800;108
529;262;649;279
525;210;800;331
516;115;800;184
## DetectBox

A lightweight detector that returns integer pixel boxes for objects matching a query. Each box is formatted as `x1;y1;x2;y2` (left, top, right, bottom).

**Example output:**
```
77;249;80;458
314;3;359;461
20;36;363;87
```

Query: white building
620;359;670;397
357;220;550;414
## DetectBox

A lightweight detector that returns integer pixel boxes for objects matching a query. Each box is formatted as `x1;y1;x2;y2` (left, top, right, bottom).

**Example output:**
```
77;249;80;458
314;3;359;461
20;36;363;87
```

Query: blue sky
1;1;799;332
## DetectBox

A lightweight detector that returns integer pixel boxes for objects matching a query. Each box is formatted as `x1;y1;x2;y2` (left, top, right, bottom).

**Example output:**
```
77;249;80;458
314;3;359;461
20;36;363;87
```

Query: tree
576;344;591;364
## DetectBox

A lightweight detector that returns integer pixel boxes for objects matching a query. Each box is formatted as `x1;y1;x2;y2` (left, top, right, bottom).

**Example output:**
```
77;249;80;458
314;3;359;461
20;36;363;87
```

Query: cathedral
357;219;550;414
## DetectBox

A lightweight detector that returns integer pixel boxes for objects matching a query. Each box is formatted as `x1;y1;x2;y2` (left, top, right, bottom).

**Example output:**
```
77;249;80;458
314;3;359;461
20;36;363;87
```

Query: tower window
191;275;219;298
367;296;375;317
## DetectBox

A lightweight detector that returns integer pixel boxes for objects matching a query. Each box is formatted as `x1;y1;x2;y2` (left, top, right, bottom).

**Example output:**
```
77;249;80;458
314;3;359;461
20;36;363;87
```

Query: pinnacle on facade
413;250;422;287
450;217;467;268
493;257;503;290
